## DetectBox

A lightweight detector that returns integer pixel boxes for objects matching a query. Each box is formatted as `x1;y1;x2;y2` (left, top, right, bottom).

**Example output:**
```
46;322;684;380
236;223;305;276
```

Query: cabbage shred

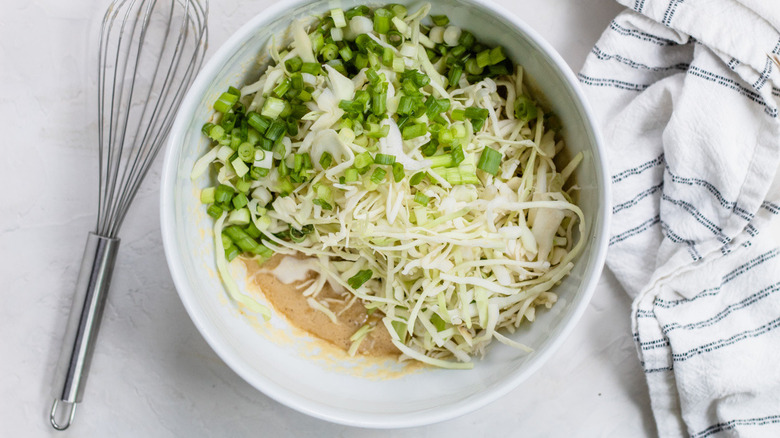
191;3;585;369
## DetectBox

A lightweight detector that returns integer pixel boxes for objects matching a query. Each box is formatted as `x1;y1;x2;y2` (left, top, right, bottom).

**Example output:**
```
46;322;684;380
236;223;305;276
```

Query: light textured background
0;0;656;436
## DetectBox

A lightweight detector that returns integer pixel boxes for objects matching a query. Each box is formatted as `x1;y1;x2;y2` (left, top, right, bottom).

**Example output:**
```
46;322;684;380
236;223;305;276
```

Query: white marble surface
1;0;656;436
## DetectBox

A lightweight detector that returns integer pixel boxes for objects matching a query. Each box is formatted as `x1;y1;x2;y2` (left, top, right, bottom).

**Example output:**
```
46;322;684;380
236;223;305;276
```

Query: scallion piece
214;92;238;113
237;142;255;162
476;49;491;68
344;168;359;182
301;62;322;75
477;147;502;175
261;97;287;119
313;199;333;210
347;269;373;289
215;184;234;204
207;204;223;219
421;140;438;157
265;120;286;142
451;144;465;166
375;153;396;165
431;14;449;26
410;172;426;185
447;64;463;87
273;79;291;97
232;192;248;209
319;151;333;168
339;45;353;62
489;46;507;65
320;43;339;61
246;112;270;134
402;123;427;140
413;192;430;205
354;151;374;169
392;162;404;182
331;8;347;27
200;187;215;204
285;56;303;72
387;30;403;47
373;8;392;34
465;107;488;120
201;122;215;137
514;95;538;122
370;167;387;184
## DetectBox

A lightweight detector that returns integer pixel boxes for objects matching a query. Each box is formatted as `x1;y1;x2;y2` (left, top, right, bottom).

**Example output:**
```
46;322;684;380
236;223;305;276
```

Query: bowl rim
160;0;611;428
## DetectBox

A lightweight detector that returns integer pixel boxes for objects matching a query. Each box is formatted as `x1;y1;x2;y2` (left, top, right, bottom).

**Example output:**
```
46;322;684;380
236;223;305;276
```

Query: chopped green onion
451;144;465;166
214;92;238;113
278;178;294;196
232;192;248;209
354;53;368;69
476;50;491;68
320;43;339;61
339;45;353;62
344;168;359;182
370;167;387;184
290;72;304;91
319;151;333;168
421;140;438;156
231;157;249;178
285;56;303;72
273;79;291;97
313;199;333;210
265;120;286;142
477;147;502;175
347;269;373;289
402;123;427;140
458;30;475;48
261;97;287;119
514;95;538;122
215;184;234;204
201;122;215;137
489;46;507;65
200;187;215;204
301;62;322;75
373;8;392;34
247;112;270;134
387;30;403;47
375;153;396;165
225;245;240;261
413;192;430;205
410;172;426;185
392;162;404;182
237;142;255;162
331;8;347;27
431;15;449;26
207;204;223;219
387;3;407;17
465;107;488;120
354;151;374;169
447;64;463;87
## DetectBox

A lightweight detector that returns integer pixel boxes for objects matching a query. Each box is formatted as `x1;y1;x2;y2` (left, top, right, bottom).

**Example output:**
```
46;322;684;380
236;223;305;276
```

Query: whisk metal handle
50;233;120;430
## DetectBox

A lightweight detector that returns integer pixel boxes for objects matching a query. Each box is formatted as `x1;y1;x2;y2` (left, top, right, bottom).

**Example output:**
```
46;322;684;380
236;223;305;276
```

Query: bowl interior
161;0;608;428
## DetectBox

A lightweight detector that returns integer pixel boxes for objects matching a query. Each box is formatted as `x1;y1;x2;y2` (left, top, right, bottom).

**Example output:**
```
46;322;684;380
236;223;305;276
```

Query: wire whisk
50;0;207;430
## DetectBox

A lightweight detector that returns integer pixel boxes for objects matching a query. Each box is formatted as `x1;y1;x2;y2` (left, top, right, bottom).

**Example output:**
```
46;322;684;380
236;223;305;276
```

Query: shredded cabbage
194;3;585;369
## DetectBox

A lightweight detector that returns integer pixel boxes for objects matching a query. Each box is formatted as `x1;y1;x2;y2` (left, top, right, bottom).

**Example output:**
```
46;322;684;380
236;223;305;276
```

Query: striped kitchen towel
579;1;780;436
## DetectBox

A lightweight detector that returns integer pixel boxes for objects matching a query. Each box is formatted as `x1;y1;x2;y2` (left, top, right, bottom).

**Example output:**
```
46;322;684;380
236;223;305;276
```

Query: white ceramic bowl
161;0;610;428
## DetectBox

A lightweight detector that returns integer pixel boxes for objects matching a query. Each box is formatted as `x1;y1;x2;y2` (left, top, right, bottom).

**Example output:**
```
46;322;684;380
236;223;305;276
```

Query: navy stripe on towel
612;154;665;183
653;249;780;308
671;316;780;361
692;415;780;438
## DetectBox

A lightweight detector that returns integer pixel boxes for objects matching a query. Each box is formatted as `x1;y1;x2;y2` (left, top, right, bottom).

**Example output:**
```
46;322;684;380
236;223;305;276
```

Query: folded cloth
579;1;780;436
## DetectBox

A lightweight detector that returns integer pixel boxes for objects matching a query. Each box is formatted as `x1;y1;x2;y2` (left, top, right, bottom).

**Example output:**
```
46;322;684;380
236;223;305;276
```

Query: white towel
579;1;780;436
